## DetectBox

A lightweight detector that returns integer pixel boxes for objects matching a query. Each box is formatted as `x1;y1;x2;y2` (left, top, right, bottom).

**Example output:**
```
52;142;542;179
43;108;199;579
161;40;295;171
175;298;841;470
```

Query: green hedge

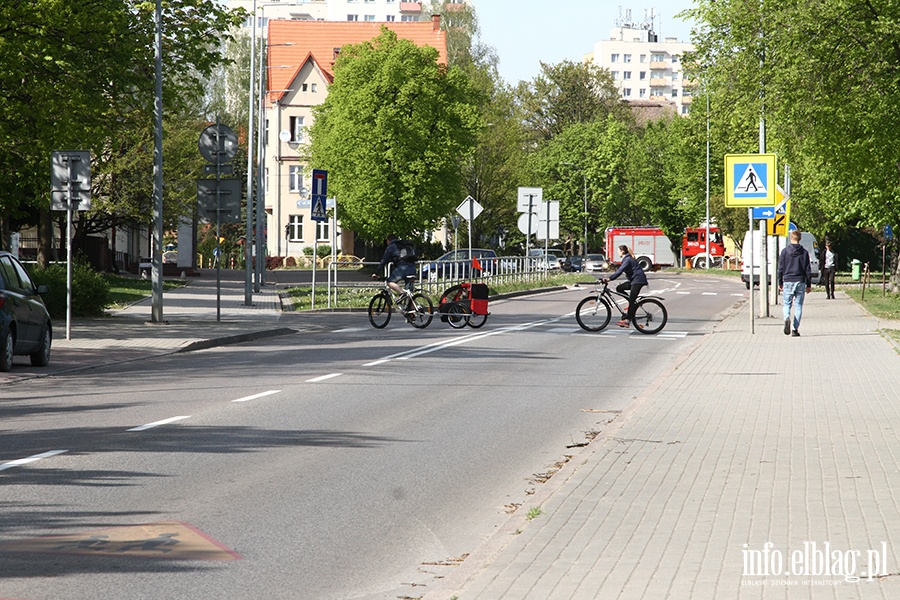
28;262;111;318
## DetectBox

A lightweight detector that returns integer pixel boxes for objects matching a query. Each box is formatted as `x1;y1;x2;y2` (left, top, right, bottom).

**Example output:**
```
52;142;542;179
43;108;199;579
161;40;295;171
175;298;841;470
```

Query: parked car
0;252;52;371
420;248;498;280
562;255;584;272
528;249;565;270
583;253;610;273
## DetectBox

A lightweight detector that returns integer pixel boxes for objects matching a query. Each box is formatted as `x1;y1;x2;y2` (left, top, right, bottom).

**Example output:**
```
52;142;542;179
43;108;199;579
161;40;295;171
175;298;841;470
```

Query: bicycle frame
368;276;434;329
575;281;668;334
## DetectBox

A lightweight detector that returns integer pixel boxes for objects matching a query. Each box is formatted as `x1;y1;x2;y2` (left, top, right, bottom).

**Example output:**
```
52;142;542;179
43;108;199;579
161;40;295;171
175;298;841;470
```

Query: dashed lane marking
0;450;68;472
232;390;281;403
127;416;190;432
306;373;342;383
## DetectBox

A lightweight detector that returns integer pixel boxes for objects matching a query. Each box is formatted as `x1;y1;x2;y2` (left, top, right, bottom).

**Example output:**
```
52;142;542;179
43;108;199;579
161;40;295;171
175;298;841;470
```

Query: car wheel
637;256;653;271
30;325;52;367
0;328;13;372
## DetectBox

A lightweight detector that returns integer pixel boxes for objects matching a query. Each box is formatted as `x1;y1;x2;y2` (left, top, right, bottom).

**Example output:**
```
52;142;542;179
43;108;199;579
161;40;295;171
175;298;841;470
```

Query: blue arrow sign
752;207;775;219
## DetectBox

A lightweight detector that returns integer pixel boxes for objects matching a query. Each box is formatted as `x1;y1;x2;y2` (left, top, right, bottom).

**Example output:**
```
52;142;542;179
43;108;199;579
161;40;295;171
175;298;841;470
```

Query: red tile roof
267;17;447;104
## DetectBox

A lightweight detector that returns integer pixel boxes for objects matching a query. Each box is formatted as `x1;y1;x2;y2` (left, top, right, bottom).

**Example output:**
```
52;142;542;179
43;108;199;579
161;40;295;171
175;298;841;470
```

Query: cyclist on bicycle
372;234;417;297
602;244;648;327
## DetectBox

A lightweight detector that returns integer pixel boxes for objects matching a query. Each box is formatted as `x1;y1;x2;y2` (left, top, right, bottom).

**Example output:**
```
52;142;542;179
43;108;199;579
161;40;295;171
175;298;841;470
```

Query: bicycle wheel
446;302;469;329
633;298;667;334
575;295;612;332
407;292;434;329
368;292;392;328
466;312;488;329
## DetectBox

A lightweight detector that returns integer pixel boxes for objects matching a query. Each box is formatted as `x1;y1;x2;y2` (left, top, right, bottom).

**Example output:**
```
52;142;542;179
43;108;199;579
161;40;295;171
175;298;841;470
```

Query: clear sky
471;1;697;85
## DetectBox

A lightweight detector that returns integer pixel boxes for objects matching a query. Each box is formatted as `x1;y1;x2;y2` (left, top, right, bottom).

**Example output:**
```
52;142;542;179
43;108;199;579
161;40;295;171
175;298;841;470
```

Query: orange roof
267;17;447;104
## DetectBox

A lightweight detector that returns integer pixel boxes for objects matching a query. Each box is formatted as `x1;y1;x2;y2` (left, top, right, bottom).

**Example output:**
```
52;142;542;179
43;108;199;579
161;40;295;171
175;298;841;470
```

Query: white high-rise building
226;0;428;33
589;9;695;116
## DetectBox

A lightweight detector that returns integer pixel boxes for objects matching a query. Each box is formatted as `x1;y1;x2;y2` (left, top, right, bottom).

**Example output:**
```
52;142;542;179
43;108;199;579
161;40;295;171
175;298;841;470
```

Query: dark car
563;255;584;272
0;252;52;371
420;248;498;280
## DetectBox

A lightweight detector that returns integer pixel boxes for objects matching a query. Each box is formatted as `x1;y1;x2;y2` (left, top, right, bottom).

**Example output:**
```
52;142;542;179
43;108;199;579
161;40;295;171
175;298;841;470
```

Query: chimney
432;13;441;31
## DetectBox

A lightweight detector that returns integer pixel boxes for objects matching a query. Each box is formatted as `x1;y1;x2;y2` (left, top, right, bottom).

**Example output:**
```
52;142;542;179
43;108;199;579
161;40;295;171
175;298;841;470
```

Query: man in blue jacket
777;229;812;337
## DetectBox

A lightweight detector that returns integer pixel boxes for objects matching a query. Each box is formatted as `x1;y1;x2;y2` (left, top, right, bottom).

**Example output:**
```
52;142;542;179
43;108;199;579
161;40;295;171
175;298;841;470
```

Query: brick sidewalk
427;293;900;599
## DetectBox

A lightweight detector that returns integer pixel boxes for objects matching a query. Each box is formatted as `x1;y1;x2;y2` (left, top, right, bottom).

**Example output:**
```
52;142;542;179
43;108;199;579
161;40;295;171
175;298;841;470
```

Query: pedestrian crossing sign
724;154;777;207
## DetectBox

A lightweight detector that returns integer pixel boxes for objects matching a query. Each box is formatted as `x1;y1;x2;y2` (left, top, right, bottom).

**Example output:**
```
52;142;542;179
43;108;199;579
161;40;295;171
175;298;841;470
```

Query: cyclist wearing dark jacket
603;245;649;327
373;234;416;296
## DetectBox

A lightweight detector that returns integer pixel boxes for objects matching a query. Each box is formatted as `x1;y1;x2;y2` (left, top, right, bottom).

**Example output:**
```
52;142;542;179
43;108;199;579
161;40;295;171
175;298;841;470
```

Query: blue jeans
782;281;806;330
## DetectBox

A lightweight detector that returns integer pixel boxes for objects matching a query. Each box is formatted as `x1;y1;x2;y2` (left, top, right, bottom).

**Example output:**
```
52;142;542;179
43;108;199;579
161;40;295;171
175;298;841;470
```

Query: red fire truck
606;226;726;270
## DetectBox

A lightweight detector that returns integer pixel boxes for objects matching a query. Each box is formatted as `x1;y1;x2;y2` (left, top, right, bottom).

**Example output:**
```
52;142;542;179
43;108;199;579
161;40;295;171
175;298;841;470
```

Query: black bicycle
368;276;434;329
575;280;668;334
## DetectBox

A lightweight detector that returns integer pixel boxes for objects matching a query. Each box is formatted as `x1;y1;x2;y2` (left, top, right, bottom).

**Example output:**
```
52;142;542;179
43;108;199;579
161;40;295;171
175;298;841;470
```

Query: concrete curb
176;327;299;353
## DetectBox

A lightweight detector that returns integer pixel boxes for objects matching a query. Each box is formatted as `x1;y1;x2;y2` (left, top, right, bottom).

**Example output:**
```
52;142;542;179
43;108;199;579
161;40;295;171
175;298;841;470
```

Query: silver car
583;253;609;272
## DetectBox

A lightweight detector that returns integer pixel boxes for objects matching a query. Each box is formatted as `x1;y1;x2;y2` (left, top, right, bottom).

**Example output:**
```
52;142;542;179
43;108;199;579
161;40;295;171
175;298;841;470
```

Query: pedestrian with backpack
373;234;417;296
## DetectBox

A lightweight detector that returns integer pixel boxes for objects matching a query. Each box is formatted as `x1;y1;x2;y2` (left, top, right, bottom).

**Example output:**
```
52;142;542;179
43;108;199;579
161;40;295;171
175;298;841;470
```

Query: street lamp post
560;162;588;256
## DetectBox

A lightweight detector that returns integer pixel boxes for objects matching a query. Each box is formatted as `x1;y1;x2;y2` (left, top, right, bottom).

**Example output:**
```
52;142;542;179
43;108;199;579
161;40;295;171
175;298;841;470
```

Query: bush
28;261;111;318
285;256;297;267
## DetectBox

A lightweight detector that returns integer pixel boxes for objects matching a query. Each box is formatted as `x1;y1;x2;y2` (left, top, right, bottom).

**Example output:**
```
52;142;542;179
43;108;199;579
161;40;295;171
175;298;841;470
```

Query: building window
623;54;632;63
651;53;666;62
289;116;305;142
386;14;395;21
311;83;317;93
639;88;647;97
365;0;375;3
640;54;647;63
622;88;632;97
387;0;395;3
683;87;692;97
347;14;358;21
623;71;632;80
401;15;417;21
289;166;304;193
364;14;375;21
672;71;680;81
301;83;308;92
672;55;679;63
610;53;619;63
671;89;679;97
287;215;304;242
611;71;619;80
639;71;646;80
316;220;330;242
682;105;691;115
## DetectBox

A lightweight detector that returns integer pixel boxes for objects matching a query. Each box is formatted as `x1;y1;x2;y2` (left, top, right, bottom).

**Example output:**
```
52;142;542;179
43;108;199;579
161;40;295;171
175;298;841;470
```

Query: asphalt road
0;275;745;600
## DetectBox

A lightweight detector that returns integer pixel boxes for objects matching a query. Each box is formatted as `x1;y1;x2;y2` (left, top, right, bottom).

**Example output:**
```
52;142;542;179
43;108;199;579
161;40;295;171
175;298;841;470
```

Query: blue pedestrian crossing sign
724;154;777;207
311;169;328;222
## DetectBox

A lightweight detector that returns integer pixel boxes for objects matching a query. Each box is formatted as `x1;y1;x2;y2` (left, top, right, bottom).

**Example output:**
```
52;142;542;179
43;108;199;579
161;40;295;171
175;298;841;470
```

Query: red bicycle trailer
438;282;489;329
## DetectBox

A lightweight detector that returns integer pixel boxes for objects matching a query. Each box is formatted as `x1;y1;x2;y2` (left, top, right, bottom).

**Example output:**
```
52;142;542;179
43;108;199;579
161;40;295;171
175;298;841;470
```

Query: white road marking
306;373;342;383
0;450;68;472
127;416;190;432
334;327;367;333
676;291;691;294
702;292;717;296
232;390;281;403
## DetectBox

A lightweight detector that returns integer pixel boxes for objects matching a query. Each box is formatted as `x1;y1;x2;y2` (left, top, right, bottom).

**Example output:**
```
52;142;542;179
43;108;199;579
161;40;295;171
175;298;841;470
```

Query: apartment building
226;0;428;33
589;10;695;116
264;16;447;258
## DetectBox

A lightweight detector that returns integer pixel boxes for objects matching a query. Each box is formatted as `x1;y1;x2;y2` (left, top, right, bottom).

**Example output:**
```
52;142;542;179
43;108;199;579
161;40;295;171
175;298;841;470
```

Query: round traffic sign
198;124;238;164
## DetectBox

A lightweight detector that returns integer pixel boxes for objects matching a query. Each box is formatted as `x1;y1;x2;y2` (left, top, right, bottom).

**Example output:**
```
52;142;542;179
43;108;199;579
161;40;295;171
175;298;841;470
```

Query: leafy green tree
309;28;480;242
0;0;244;258
515;60;627;143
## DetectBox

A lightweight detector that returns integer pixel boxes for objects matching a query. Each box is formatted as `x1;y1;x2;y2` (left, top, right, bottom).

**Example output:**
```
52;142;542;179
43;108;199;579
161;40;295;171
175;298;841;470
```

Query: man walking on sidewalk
778;229;812;337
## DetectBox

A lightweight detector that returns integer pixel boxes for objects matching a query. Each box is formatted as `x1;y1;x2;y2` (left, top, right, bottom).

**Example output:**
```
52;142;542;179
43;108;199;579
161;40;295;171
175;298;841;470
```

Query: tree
682;0;900;283
516;60;627;143
0;0;244;257
309;28;480;242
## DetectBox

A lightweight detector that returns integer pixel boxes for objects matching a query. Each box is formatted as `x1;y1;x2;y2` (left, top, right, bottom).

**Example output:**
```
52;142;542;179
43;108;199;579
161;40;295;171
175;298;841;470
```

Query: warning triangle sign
734;164;767;195
0;521;241;561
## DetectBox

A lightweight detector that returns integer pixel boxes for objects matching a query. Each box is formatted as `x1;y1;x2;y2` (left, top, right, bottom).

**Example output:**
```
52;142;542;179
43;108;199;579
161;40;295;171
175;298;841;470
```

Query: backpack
396;240;417;263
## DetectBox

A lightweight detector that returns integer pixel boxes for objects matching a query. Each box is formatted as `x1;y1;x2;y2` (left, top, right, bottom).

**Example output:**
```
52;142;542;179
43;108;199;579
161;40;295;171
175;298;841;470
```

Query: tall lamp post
560;162;588;256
